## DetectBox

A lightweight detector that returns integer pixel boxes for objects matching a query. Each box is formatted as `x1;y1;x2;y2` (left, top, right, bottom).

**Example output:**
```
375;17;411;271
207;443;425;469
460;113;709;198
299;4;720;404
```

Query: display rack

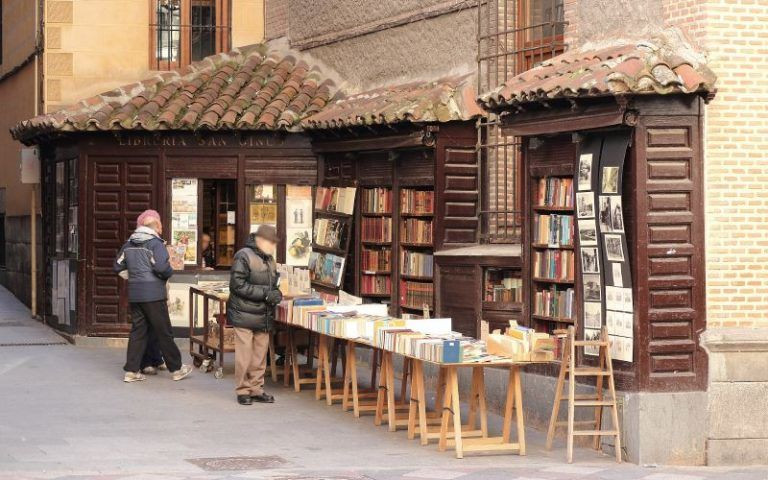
310;186;357;291
360;187;394;297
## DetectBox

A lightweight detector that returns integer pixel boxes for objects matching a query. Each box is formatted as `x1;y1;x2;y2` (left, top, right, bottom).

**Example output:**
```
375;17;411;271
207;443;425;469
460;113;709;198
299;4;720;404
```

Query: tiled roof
478;41;717;109
11;44;336;143
301;74;481;130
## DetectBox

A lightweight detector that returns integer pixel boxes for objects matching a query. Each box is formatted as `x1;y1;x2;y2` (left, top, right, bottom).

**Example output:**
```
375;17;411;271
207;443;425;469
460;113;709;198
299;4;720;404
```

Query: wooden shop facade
12;41;717;394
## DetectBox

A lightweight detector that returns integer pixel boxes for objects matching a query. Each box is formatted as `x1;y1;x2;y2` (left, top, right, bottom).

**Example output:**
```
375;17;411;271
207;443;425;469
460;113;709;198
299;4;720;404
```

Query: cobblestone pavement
0;286;766;480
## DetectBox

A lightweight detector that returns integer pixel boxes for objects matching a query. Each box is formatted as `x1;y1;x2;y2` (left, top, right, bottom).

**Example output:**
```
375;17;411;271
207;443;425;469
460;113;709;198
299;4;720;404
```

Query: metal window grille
477;0;567;243
151;0;231;70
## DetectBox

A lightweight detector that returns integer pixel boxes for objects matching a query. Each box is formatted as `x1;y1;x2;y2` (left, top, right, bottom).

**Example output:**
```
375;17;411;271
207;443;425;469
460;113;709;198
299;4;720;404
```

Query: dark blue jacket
114;226;173;303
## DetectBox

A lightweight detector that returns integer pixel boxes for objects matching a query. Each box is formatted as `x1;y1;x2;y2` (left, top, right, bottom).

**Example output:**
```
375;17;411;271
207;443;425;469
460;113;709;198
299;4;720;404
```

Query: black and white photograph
583;274;602;302
602;166;619;193
606;286;622;311
578;153;593;191
622;287;634;313
576;192;595;219
610;334;633;362
581;247;600;273
607;310;633;338
612;262;624;287
584;302;602;329
604;234;625;262
578;219;597;246
599;195;613;232
584;328;602;356
612;195;625;232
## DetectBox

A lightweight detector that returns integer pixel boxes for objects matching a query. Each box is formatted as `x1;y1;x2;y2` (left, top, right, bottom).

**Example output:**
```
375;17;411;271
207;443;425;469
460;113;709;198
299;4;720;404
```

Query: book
400;218;433;244
484;270;523;303
400;250;433;277
313;217;350;250
361;275;392;295
361;187;392;214
361;247;391;272
308;251;346;287
401;189;434;214
533;250;575;281
533;286;575;320
315;186;357;215
533;213;574;246
536;177;574;208
362;217;392;243
400;280;434;309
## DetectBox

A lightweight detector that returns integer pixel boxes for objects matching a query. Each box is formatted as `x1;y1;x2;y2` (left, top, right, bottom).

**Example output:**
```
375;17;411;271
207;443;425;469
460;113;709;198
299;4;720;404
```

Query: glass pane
527;0;564;41
55;162;66;254
249;184;277;234
67;159;78;257
170;178;198;267
156;0;181;61
191;0;216;61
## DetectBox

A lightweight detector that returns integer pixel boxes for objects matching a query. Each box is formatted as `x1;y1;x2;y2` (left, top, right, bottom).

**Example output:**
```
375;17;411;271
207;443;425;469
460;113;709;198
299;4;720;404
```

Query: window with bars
477;0;566;243
150;0;231;70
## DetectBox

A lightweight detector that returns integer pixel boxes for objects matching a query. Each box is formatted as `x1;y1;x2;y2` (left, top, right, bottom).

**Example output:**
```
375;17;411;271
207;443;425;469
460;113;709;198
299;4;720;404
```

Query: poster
285;186;314;266
249;204;277;225
171;178;198;265
251;184;275;202
167;281;193;327
167;245;187;271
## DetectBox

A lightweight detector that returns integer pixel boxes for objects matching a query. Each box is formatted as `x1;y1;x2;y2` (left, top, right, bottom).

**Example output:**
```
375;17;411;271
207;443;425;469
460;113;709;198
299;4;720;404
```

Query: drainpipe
30;0;44;319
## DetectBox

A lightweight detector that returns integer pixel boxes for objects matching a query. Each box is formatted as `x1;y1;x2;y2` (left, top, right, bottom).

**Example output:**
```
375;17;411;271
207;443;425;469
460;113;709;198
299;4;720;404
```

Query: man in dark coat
114;209;192;383
227;225;282;405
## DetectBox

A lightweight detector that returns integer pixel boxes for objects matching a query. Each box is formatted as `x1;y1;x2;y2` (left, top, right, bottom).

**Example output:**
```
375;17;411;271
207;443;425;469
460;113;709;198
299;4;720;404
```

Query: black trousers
124;301;182;373
141;329;164;369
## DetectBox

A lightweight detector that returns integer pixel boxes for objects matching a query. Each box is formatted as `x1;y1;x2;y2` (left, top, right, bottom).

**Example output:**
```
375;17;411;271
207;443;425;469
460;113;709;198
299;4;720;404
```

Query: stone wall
1;214;42;312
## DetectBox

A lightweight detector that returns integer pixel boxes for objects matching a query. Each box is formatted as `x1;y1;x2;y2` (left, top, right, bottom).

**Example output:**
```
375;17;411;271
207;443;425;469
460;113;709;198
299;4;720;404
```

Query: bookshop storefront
30;131;319;336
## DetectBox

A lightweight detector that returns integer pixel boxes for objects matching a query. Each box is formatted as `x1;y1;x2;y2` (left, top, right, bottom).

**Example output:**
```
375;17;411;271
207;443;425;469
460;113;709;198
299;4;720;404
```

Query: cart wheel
193;357;203;368
214;367;224;379
200;358;212;373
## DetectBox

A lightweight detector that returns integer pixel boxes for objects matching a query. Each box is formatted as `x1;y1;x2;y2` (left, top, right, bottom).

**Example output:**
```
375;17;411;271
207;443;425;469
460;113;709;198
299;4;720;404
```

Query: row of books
401;218;433;244
361;247;391;272
400;251;433;278
362;217;392;243
361;275;392;295
380;329;484;364
533;250;575;281
313;217;349;250
315;186;357;215
400;280;434;309
536;177;574;208
485;280;523;303
362;187;393;214
533;286;575;320
533;213;574;246
401;189;434;215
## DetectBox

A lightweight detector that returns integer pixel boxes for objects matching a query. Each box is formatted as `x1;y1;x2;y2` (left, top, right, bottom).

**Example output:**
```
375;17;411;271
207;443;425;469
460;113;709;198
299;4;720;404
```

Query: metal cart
188;285;232;379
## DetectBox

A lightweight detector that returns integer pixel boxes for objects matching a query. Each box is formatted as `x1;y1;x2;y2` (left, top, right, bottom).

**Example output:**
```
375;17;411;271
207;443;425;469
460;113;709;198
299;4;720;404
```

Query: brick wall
265;0;288;40
669;1;768;328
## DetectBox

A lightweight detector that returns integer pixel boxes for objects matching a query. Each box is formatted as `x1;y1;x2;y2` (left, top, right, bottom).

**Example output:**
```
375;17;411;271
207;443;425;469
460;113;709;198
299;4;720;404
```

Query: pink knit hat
136;209;161;229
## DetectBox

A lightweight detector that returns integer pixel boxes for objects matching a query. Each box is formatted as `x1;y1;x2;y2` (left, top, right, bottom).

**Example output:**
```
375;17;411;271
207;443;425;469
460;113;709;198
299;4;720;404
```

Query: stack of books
400;280;434;309
486;321;556;361
315;186;357;214
362;217;392;242
401;189;434;214
485;277;523;303
533;250;575;281
362;188;392;214
361;248;391;272
534;214;574;246
400;251;433;277
401;218;433;244
533;286;575;320
536;177;574;208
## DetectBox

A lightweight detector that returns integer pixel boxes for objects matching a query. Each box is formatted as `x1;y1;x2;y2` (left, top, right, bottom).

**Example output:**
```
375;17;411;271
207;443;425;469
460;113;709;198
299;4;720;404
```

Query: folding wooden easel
546;326;622;463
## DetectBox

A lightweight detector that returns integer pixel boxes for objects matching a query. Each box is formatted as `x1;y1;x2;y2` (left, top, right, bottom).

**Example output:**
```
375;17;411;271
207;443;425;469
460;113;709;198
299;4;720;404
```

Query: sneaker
142;366;158;375
124;372;146;383
171;364;193;381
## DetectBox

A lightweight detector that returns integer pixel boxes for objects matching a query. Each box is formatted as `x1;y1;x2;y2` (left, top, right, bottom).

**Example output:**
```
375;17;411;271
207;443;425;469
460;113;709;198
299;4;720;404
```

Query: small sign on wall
20;147;40;184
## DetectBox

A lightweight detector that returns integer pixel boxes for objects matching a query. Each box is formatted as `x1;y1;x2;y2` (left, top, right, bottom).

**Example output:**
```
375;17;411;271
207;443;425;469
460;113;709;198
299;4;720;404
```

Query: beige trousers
234;327;269;396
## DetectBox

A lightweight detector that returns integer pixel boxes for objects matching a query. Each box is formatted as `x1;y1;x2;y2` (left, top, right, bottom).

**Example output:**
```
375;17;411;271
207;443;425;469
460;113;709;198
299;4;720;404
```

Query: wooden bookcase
310;186;356;292
524;137;580;334
398;186;435;316
359;187;394;299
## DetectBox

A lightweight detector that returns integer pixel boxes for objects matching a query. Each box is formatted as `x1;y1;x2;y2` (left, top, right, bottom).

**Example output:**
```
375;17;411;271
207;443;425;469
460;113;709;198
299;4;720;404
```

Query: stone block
46;27;62;49
708;382;768;439
47;53;74;76
47;1;73;23
47;79;62;102
707;438;768;465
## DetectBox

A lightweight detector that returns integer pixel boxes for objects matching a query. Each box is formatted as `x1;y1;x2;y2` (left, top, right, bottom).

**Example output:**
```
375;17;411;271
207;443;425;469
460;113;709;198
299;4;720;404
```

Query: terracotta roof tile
11;44;337;143
301;74;481;130
478;40;717;109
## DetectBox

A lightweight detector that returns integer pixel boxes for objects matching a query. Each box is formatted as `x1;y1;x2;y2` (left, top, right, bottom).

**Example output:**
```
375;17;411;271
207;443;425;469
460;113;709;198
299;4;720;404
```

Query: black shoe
251;392;275;403
237;395;253;405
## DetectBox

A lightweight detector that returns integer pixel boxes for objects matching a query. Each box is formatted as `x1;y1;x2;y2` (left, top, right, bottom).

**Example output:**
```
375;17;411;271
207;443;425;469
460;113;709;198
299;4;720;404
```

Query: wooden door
86;157;158;336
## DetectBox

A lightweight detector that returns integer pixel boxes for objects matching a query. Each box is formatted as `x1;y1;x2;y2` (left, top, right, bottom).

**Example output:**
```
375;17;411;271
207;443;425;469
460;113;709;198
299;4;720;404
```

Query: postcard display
309;187;357;290
576;134;633;362
170;178;199;266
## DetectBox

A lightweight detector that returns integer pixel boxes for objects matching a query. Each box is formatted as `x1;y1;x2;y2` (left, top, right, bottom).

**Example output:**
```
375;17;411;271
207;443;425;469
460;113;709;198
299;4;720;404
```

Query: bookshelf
360;187;393;297
399;187;435;314
528;175;577;333
309;186;357;291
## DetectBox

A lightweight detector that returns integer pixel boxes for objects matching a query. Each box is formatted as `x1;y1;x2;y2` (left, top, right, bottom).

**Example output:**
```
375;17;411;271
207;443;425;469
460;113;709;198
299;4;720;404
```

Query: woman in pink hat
114;209;192;383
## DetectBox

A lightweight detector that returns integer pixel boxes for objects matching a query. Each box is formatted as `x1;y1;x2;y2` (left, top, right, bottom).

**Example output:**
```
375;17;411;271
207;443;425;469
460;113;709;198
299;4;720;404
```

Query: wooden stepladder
546;326;622;463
